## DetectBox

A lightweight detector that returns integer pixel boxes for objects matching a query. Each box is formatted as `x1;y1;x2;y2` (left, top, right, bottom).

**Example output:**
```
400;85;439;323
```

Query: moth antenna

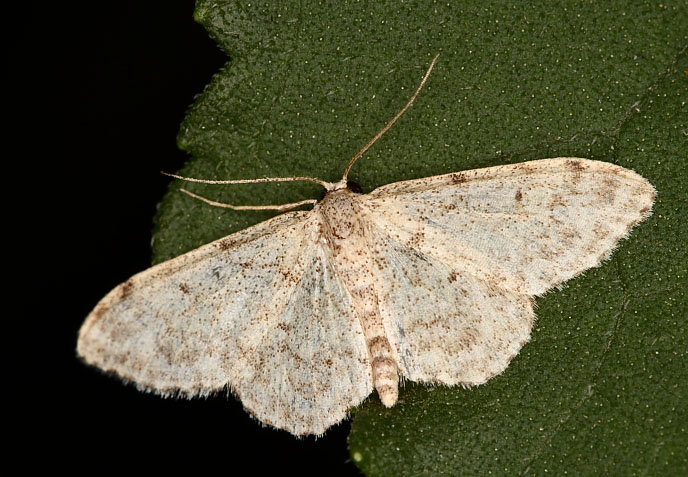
342;53;439;182
163;171;332;189
180;188;317;212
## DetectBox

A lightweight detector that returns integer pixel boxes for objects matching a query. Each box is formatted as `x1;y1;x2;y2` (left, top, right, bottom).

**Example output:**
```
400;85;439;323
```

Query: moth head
320;180;362;200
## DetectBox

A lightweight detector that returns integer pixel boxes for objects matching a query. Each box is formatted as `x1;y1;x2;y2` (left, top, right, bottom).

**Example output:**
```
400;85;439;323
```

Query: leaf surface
153;1;687;474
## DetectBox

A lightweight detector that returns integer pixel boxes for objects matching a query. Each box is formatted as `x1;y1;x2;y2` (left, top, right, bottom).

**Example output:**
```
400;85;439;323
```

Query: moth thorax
319;189;362;240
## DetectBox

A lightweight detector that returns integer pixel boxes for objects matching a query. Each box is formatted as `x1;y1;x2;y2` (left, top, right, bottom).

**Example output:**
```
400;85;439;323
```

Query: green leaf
153;1;687;474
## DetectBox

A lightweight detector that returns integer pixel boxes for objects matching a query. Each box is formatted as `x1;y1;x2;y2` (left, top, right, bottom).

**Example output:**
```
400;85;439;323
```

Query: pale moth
78;55;656;436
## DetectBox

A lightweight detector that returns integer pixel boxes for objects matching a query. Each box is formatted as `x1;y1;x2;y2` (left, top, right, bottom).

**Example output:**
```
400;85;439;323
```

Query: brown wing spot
451;172;467;184
639;206;650;215
217;238;236;251
448;271;458;283
120;280;134;299
179;283;190;294
409;231;425;247
566;159;586;171
515;189;523;202
91;304;108;320
515;162;536;174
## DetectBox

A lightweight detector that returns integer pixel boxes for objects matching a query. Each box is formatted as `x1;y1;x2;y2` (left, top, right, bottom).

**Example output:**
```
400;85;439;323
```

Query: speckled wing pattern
78;211;373;436
357;158;655;385
79;157;655;437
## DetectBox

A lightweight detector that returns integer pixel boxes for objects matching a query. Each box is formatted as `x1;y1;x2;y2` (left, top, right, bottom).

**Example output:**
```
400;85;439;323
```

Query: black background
33;2;361;474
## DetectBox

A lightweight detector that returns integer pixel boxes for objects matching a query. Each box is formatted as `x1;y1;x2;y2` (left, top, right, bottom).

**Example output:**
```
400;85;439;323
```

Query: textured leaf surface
152;1;687;474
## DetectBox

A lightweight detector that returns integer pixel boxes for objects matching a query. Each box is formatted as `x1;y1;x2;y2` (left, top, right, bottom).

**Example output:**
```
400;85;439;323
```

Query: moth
78;55;656;436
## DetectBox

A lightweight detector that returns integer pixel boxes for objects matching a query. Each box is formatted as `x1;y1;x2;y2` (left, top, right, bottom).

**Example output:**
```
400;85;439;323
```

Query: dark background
34;2;360;474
